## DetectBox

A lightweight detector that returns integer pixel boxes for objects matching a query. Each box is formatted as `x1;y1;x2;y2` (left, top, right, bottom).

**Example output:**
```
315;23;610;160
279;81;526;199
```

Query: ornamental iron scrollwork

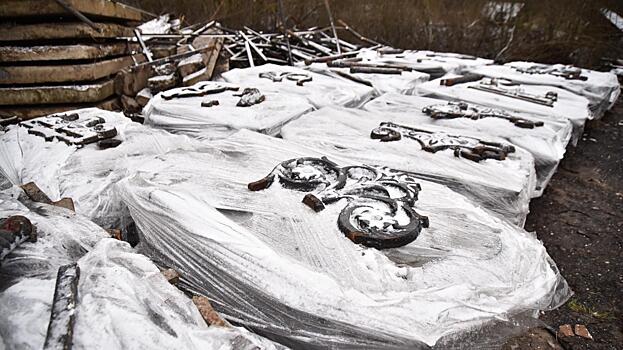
259;71;313;86
371;122;515;162
20;113;119;147
511;64;587;81
161;83;240;100
248;157;429;249
468;79;558;107
422;101;544;129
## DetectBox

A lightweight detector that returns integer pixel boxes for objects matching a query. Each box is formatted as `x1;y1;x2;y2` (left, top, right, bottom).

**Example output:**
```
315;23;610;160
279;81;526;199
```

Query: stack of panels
0;0;148;119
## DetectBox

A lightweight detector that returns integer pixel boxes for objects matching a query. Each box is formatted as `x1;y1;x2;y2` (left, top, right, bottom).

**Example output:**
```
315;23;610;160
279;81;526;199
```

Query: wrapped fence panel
115;130;568;348
280;107;536;225
363;93;574;196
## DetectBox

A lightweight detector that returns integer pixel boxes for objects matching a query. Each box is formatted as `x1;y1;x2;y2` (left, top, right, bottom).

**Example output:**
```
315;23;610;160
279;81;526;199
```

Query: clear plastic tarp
467;62;621;116
416;76;593;144
363;93;574;196
221;63;378;108
143;81;314;140
0;108;200;229
0;192;279;350
115;130;569;348
280;106;536;225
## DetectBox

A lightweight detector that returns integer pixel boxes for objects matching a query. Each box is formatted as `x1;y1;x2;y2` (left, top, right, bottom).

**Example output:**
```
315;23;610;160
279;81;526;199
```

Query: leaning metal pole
277;0;294;65
323;0;342;54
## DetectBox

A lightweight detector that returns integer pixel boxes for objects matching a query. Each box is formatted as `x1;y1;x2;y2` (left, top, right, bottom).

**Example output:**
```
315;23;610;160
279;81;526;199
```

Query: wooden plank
0;0;148;21
0;55;144;84
0;97;120;120
0;43;137;62
0;22;133;42
0;79;115;105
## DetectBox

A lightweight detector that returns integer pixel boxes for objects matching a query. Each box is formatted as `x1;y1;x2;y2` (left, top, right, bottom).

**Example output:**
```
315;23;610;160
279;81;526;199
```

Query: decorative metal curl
468;79;558;107
248;157;429;250
511;64;588;81
371;122;515;162
422;102;544;129
161;83;240;100
20;114;118;147
259;71;313;86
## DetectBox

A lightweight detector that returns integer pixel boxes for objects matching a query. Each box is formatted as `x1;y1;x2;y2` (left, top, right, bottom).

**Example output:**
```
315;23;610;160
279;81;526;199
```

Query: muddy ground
506;97;623;349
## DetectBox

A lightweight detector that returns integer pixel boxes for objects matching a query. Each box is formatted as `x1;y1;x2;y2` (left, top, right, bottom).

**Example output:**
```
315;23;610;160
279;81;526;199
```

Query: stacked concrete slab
0;0;149;120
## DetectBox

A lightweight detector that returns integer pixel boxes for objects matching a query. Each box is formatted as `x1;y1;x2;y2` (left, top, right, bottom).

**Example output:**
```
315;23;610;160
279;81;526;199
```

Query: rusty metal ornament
422;102;544;129
248;157;429;249
161;83;240;100
468;79;558;107
371;122;516;162
511;64;588;81
20;114;119;147
258;71;313;86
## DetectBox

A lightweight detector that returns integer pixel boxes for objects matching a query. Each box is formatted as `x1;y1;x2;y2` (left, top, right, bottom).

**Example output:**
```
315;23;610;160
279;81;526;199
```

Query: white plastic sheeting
0;193;279;350
0;108;200;229
363;93;574;196
416;76;593;144
357;48;494;76
468;62;621;115
304;62;430;95
280;107;536;225
222;63;378;108
143;81;314;140
116;130;568;348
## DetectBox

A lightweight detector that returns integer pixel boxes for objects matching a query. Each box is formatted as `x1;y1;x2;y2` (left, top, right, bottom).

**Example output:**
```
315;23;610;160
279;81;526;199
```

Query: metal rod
240;31;267;62
53;0;100;32
337;19;381;46
244;40;255;67
277;0;294;65
134;28;153;62
323;0;342;54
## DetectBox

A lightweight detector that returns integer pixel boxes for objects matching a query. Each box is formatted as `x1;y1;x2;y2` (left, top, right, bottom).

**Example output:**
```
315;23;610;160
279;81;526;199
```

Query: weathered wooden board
0;43;138;62
0;22;133;41
0;79;115;105
0;97;120;120
0;0;148;21
0;54;145;84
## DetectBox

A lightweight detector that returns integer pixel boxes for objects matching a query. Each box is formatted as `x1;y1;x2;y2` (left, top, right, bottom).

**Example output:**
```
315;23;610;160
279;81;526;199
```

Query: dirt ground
507;97;623;349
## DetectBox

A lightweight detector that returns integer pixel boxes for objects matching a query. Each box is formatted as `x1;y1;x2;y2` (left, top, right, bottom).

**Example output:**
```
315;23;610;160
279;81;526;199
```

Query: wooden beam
0;22;133;41
0;97;120;120
0;79;115;105
0;55;144;84
0;0;149;21
0;43;138;62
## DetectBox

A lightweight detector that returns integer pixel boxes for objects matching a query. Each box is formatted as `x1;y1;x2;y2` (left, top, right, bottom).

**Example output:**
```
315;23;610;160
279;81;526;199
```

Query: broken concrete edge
192;295;231;328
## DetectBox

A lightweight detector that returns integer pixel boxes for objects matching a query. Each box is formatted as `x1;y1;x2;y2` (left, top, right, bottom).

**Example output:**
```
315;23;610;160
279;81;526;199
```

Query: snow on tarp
280;106;536;226
115;130;568;348
0;193;279;350
416;76;593;144
0;108;200;229
221;63;378;108
304;62;430;95
363;93;573;197
143;81;314;140
468;62;621;116
357;48;494;76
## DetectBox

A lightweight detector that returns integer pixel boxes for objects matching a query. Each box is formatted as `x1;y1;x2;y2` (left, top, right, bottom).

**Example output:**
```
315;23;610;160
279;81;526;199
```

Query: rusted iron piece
513;64;588;81
161;83;239;100
234;88;265;107
422;101;544;128
20;182;76;211
259;71;313;86
350;66;402;75
20;114;119;147
440;74;484;86
0;215;37;261
468;80;558;107
248;157;428;249
43;263;80;350
192;295;230;327
371;121;516;162
201;100;220;107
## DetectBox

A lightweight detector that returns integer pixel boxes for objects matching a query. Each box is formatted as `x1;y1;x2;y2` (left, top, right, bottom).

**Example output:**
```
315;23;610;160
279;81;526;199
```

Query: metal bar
134;29;153;62
43;263;80;350
277;0;294;65
323;0;342;54
53;0;100;32
337;19;381;46
240;31;267;62
244;40;255;67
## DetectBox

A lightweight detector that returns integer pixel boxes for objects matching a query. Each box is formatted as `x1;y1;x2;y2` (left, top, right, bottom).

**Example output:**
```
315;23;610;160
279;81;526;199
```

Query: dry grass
124;0;622;67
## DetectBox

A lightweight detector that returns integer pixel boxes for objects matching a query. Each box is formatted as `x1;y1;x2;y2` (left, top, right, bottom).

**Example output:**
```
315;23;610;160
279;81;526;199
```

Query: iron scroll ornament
371;122;516;162
422;101;544;129
248;157;429;250
511;64;588;81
